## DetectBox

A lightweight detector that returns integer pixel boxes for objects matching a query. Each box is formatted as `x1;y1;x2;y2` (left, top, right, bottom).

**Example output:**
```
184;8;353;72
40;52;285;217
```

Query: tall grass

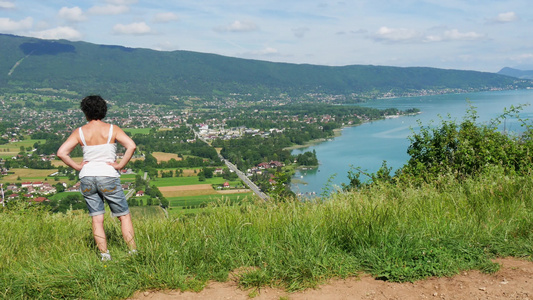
1;166;532;299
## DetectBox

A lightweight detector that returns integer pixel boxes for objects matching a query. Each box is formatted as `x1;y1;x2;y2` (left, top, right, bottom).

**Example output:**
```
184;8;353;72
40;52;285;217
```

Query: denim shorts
79;176;130;217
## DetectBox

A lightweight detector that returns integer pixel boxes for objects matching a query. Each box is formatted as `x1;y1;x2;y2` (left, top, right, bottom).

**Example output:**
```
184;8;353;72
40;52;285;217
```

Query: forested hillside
498;67;533;80
0;33;530;105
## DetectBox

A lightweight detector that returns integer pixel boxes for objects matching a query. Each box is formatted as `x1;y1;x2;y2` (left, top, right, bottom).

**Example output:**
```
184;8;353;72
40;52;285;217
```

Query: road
218;154;269;201
125;188;135;199
190;125;269;201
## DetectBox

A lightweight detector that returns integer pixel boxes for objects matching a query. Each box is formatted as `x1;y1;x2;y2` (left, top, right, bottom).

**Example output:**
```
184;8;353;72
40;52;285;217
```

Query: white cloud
511;53;533;61
31;26;82;40
493;12;518;23
113;22;152;35
443;29;485;41
153;41;178;51
153;12;179;23
257;47;278;55
374;26;422;43
373;26;486;44
58;7;87;22
214;20;258;33
424;35;443;42
88;5;129;15
0;17;33;32
245;47;279;57
0;1;15;9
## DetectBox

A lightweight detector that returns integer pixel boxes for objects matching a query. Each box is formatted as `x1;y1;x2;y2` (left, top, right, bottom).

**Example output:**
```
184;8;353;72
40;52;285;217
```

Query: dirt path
129;257;532;300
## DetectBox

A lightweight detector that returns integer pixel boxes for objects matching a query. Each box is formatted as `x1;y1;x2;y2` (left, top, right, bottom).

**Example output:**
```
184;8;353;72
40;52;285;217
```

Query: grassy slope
1;166;532;299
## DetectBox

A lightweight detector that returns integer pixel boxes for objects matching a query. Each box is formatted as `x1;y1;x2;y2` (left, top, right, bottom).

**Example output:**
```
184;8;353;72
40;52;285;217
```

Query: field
166;192;256;217
168;192;255;207
1;145;251;216
152;152;181;162
0;168;57;183
123;128;153;135
0;139;45;158
129;206;166;218
159;184;216;197
151;175;226;187
51;157;82;167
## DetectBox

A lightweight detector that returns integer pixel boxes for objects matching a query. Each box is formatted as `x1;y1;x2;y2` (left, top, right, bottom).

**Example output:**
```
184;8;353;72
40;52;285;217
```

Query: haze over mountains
498;67;533;80
1;33;531;105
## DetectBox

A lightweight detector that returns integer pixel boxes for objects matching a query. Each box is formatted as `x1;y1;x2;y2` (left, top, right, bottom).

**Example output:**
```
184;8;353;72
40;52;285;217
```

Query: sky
1;0;532;73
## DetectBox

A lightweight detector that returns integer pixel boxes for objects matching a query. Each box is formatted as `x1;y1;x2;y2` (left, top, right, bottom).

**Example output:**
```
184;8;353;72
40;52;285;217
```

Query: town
0;90;418;214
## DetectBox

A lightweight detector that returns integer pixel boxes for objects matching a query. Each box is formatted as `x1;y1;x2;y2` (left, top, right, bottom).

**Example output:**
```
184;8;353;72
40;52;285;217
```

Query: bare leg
118;213;136;250
92;214;107;253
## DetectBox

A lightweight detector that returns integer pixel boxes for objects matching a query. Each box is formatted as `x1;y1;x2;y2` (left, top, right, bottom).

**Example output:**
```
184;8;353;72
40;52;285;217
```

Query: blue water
291;89;533;196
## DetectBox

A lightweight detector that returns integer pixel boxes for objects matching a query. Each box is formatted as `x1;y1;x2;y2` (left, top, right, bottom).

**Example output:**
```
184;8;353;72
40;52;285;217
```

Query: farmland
0;139;45;159
1;146;251;217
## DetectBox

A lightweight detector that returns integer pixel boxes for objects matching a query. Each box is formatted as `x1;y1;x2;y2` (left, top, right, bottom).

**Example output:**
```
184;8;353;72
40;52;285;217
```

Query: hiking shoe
101;251;112;261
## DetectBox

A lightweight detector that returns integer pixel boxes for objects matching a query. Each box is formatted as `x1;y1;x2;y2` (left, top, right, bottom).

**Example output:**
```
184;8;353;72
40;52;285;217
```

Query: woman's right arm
57;130;86;171
109;126;136;170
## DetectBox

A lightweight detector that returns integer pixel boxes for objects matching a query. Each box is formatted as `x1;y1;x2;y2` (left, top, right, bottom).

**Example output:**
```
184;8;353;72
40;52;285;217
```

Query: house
136;190;144;197
41;186;57;195
257;160;285;170
257;162;270;169
21;182;32;188
33;197;49;203
223;182;230;188
269;161;284;168
66;182;81;192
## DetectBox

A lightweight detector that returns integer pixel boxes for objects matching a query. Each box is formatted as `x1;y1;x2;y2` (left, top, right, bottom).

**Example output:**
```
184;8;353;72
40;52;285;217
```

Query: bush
400;105;533;183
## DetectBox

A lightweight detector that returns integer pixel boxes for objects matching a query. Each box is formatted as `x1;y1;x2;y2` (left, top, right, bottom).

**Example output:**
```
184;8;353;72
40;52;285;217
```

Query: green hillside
0;33;530;104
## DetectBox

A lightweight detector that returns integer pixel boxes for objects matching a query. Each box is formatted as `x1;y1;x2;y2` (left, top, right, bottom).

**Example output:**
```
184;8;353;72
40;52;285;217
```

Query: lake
291;89;533;196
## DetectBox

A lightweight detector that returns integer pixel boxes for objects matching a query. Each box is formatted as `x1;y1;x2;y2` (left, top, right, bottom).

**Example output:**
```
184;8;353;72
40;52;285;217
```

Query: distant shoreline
283;127;345;151
284;110;421;151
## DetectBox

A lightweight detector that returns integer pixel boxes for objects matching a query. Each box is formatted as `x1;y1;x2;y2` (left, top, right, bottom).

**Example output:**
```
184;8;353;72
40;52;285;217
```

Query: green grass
0;139;47;158
130;206;166;218
1;166;532;299
0;139;45;149
48;191;78;201
123;128;153;135
166;192;256;218
168;193;254;207
120;174;138;181
49;190;129;201
168;192;254;206
150;176;226;187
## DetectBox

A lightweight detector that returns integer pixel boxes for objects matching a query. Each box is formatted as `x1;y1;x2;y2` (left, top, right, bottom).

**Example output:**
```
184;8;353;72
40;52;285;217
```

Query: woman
57;95;137;261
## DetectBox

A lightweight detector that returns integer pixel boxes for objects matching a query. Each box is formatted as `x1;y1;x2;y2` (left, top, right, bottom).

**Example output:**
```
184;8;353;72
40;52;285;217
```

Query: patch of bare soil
158;184;216;197
128;258;532;300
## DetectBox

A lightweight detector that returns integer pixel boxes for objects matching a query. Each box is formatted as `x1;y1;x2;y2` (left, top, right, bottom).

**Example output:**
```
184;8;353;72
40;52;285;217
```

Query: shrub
399;105;533;183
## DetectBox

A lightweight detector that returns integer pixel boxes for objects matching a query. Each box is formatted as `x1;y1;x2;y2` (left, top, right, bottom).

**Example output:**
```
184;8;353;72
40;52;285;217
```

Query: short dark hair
80;95;107;120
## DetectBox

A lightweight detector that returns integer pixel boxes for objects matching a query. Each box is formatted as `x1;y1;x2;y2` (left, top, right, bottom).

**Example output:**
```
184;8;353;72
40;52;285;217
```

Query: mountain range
497;67;533;80
1;33;531;105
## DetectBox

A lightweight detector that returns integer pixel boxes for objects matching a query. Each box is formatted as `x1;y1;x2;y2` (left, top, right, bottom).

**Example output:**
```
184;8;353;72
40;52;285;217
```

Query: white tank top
78;124;120;178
